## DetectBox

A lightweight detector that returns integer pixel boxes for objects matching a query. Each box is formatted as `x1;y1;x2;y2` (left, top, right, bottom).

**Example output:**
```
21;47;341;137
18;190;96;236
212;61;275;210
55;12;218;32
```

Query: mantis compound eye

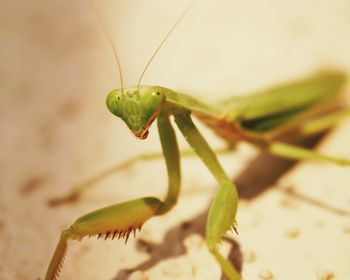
106;90;122;117
140;90;165;112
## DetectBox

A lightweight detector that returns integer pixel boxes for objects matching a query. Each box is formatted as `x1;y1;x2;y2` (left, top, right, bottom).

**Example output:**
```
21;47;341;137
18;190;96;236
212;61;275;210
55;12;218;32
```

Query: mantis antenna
90;0;124;92
137;0;195;88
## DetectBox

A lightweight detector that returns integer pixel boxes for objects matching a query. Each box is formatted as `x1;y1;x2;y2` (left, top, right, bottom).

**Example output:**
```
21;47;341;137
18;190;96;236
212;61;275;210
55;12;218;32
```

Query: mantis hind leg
298;108;350;136
258;140;350;166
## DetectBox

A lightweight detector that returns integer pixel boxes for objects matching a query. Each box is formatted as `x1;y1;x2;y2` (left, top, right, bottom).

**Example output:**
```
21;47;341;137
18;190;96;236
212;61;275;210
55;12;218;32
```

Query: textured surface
1;0;350;279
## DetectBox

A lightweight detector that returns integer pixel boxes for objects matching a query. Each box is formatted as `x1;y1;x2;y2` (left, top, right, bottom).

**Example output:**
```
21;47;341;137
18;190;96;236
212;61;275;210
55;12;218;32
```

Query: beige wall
1;1;350;279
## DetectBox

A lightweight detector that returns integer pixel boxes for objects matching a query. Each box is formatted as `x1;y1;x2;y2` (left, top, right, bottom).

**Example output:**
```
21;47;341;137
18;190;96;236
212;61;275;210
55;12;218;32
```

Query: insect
45;2;350;280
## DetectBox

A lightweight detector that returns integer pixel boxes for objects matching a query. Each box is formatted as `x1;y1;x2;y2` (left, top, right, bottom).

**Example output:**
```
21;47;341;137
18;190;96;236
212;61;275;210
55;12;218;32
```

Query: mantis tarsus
45;2;350;280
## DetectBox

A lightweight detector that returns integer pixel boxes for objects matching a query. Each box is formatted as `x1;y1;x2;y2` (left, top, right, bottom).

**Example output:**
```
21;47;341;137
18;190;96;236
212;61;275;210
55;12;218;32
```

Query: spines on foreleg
206;184;238;246
206;184;241;280
88;224;142;244
45;197;162;280
45;229;72;280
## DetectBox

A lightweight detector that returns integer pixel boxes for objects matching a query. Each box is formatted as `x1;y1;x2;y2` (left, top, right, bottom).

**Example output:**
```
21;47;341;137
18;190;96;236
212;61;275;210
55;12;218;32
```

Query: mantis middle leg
49;144;234;206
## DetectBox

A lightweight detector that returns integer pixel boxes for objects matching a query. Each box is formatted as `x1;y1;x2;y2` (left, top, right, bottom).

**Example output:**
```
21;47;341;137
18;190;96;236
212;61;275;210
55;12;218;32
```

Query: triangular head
106;86;166;139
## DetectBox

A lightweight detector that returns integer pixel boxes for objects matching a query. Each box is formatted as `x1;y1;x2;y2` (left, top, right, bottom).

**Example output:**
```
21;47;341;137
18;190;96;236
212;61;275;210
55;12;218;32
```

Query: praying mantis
45;2;350;280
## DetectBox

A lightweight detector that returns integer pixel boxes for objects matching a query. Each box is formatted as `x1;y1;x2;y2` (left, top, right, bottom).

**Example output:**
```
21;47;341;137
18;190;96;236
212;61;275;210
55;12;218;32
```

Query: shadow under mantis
111;131;350;280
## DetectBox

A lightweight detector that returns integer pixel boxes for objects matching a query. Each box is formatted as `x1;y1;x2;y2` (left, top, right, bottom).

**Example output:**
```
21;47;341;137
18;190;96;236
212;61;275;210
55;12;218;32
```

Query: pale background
1;0;350;279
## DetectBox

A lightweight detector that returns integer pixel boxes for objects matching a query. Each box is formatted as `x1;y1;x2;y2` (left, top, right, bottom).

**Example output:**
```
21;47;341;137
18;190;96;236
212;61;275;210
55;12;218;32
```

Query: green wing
162;71;346;137
221;71;346;134
240;105;310;132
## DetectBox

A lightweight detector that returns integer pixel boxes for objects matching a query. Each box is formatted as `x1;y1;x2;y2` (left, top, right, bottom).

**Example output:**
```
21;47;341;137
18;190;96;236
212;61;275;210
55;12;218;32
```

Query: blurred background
1;0;350;279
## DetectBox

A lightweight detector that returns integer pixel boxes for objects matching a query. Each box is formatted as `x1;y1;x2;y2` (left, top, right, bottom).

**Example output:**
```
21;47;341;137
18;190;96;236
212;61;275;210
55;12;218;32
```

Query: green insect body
46;70;350;280
107;71;346;143
45;3;350;280
199;71;346;141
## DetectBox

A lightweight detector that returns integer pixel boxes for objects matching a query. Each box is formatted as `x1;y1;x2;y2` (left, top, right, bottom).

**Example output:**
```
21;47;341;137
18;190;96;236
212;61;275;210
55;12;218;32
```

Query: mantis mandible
45;2;350;280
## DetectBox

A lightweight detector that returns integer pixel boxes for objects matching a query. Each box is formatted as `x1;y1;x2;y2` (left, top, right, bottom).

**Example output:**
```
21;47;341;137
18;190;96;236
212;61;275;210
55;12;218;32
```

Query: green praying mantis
45;2;350;280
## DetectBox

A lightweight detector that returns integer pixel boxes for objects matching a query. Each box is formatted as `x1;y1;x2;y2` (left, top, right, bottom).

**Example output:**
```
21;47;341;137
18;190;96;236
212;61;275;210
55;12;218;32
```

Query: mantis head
106;86;166;139
101;0;192;139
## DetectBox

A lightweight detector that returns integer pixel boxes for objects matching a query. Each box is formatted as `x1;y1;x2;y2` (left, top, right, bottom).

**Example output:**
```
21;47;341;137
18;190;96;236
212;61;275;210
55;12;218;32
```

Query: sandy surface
1;1;350;280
